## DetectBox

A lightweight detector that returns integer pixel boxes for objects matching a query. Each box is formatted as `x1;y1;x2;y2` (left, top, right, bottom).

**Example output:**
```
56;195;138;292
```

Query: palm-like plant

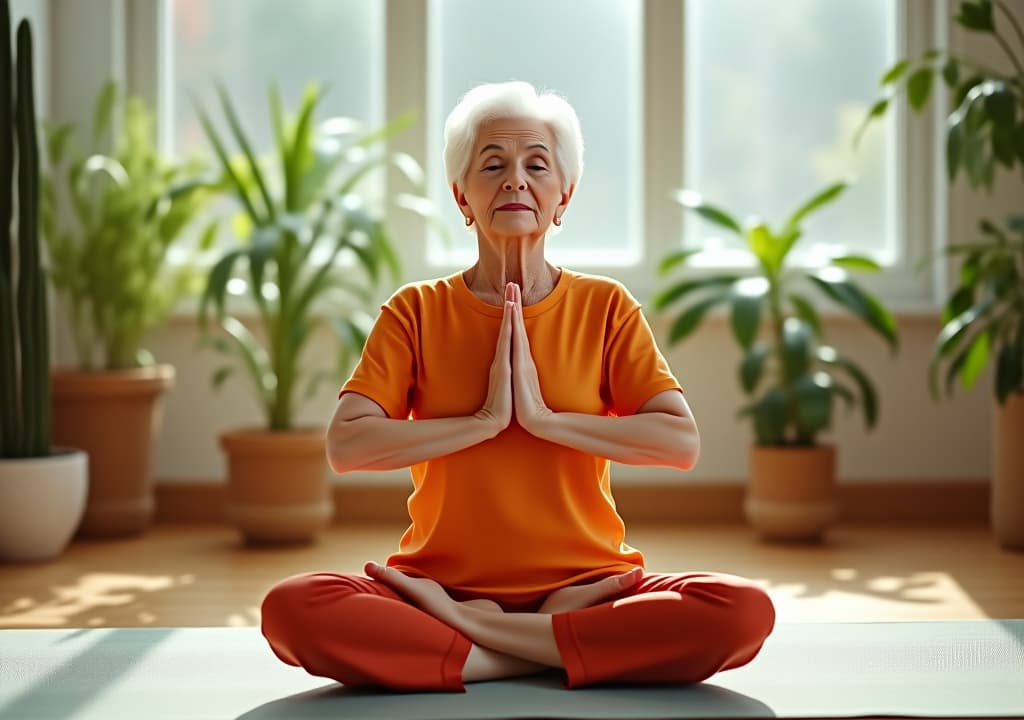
654;182;899;446
197;83;431;431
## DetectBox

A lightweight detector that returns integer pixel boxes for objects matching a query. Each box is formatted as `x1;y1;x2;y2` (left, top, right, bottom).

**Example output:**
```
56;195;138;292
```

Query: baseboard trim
154;479;989;525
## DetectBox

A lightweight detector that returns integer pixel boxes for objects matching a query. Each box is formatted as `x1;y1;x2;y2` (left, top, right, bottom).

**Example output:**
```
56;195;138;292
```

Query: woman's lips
497;203;532;211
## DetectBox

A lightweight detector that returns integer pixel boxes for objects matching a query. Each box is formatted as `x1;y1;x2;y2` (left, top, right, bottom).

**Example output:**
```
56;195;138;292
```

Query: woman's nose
503;177;527;191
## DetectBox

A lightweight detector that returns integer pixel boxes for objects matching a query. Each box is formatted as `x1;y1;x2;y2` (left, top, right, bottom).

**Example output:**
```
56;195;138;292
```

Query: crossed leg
260;568;775;692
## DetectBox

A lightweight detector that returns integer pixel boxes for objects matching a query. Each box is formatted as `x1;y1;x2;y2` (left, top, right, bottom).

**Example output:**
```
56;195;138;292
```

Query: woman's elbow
325;423;359;474
673;418;700;471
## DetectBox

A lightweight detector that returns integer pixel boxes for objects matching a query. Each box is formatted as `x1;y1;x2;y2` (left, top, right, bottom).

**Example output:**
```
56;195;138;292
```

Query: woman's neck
465;239;559;307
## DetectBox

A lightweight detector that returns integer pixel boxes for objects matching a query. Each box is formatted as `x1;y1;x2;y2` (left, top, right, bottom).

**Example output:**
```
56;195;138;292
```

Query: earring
553;215;562;227
464;216;474;227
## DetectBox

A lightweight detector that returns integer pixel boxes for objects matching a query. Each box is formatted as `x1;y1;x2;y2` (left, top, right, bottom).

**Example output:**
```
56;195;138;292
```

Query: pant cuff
551;611;587;688
440;631;473;692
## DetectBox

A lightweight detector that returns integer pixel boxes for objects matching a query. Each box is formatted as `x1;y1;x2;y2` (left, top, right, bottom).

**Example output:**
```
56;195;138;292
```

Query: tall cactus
1;0;48;459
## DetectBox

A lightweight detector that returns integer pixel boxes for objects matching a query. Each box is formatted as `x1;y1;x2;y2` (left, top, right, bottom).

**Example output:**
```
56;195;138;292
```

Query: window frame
129;0;948;315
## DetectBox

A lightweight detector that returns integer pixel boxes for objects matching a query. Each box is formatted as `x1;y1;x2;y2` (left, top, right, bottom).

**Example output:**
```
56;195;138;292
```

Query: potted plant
40;80;214;537
858;0;1024;548
654;181;899;542
0;1;87;562
197;83;430;544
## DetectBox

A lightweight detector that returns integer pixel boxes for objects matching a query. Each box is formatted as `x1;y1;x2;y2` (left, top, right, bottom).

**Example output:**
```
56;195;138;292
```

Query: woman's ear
452;182;467;207
558;183;576;212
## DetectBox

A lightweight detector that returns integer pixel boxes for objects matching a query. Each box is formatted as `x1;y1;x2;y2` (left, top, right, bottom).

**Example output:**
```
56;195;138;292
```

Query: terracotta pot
993;392;1024;550
745;444;838;543
220;427;332;544
51;366;174;537
0;449;88;562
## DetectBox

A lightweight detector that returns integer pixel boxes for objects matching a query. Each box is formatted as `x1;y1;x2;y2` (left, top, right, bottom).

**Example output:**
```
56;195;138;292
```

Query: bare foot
364;562;462;626
537;567;643;614
459;598;504;613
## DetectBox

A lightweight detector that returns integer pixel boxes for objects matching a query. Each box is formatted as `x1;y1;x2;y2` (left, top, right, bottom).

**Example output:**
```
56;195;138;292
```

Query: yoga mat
0;621;1021;719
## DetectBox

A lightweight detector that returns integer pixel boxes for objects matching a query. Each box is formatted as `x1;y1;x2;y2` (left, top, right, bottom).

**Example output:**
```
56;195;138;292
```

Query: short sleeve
338;304;416;419
605;306;683;416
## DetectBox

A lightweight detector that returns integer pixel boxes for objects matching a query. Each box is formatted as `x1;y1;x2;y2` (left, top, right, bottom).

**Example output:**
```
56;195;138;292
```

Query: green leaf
197;220;219;251
746;223;777;272
92;80;117;148
880;60;910;86
958;327;991;391
199;248;246;328
650;275;739;311
220;316;275;413
788;293;823;339
853;98;889;148
793;374;833;440
806;273;899;350
656;248;701;275
946;114;965;181
991;125;1016;168
194;100;262;223
46;122;74;166
783;181;847;231
984;85;1016;127
943;285;976;324
816;347;878;429
748;387;788;446
730;281;766;349
955;1;994;32
673;190;744;236
739;344;770;394
829;254;882;273
907;68;934;111
941;58;960;88
780;318;812;382
995;341;1024;404
667;291;731;345
216;83;276;222
929;298;994;398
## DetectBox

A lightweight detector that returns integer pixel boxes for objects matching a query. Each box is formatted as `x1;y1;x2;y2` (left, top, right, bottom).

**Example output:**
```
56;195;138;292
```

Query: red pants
260;571;775;692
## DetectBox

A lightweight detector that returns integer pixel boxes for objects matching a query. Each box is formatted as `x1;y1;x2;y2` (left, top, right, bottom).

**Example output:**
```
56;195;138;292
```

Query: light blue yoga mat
0;621;1022;719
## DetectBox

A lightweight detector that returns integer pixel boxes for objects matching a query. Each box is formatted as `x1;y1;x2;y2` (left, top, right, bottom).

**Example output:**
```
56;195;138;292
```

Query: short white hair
443;81;584;194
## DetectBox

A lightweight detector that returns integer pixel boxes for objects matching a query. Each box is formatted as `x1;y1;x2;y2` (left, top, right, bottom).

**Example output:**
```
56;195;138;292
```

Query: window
143;0;939;310
164;0;383;159
426;0;643;267
682;0;898;269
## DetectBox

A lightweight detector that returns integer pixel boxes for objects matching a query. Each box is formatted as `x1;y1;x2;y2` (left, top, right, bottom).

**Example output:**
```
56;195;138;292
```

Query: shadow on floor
235;672;777;720
0;627;176;720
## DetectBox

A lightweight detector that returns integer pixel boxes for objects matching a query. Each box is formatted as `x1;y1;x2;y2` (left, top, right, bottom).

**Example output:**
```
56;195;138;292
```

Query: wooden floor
1;522;1022;629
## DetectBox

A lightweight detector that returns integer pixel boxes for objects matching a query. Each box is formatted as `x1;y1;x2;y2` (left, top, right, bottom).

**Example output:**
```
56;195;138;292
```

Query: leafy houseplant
655;182;899;541
858;0;1024;548
39;80;214;537
0;0;87;561
197;83;428;543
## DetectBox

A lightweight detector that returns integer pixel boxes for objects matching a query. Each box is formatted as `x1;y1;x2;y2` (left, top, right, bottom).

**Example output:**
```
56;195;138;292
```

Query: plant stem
995;1;1024;56
993;30;1024;82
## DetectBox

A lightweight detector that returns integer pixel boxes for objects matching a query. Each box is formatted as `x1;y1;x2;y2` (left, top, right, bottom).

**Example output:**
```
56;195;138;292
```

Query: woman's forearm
327;414;498;473
532;411;699;470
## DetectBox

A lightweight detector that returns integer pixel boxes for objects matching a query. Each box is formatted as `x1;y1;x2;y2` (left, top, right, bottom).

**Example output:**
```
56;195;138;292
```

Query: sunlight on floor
0;573;195;627
757;569;988;622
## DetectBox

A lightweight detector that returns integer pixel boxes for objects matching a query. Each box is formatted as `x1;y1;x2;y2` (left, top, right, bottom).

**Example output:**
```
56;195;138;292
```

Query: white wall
41;0;1022;486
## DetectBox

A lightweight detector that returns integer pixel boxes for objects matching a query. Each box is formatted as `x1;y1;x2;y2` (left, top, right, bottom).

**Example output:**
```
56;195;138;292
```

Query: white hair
443;81;584;194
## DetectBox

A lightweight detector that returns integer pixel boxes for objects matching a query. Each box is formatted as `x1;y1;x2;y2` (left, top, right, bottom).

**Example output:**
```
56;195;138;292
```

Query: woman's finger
498;283;514;360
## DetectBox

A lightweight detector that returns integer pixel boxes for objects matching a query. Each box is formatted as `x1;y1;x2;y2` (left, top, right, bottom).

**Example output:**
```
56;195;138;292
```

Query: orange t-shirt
339;267;683;606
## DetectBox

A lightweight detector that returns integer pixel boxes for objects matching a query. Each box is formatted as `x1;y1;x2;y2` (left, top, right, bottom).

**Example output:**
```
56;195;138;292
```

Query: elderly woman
260;81;775;692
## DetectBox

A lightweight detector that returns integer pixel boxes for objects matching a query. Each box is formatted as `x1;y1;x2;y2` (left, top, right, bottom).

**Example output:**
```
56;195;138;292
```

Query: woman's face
454;117;573;242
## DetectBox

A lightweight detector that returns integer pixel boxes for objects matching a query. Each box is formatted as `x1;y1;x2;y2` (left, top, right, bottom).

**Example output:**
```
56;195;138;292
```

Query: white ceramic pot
0;448;88;562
